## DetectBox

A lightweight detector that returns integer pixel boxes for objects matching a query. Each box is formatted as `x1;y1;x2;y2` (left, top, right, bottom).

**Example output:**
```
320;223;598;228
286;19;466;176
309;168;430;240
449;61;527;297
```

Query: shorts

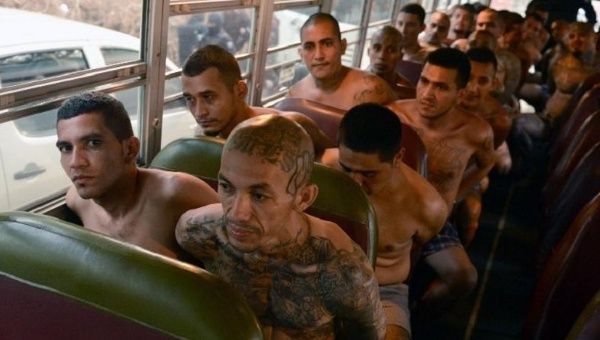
379;283;411;336
420;220;462;258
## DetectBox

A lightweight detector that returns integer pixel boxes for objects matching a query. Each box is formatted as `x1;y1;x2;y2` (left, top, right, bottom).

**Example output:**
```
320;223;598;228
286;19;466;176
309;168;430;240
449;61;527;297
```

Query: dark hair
338;103;402;162
498;10;524;32
57;92;133;141
466;47;498;71
301;12;341;40
425;48;471;88
526;1;549;15
371;25;403;46
524;12;545;25
400;3;426;25
182;44;241;88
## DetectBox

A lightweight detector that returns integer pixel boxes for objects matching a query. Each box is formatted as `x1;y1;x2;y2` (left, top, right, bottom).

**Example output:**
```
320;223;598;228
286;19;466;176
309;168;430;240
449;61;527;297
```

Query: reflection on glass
270;7;319;48
168;9;255;67
0;3;142;89
331;0;366;26
369;0;395;22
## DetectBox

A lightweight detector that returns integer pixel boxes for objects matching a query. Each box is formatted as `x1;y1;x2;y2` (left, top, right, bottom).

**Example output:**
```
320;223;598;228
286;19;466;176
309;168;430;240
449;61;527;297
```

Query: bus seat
524;193;600;340
539;142;600;268
275;97;428;177
150;137;378;265
0;211;262;339
395;60;424;87
551;84;600;157
395;85;417;99
567;288;600;340
275;97;345;143
543;110;600;207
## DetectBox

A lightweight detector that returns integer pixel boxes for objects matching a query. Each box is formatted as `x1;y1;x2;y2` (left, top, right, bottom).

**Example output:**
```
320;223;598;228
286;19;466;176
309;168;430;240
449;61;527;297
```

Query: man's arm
175;204;223;260
354;73;398;106
322;244;386;340
170;172;219;209
456;122;495;202
415;183;449;245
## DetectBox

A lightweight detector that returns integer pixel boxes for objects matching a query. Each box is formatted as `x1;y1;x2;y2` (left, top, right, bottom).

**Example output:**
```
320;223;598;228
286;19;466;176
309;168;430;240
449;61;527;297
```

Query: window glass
168;9;254;67
331;0;366;26
369;0;395;22
0;3;143;89
101;48;140;65
0;49;88;88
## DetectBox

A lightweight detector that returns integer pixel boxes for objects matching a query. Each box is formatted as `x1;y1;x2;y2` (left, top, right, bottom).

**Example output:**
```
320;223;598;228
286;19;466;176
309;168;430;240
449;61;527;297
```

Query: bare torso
372;163;446;285
459;97;512;149
388;100;494;208
176;204;385;340
288;67;396;110
67;168;218;258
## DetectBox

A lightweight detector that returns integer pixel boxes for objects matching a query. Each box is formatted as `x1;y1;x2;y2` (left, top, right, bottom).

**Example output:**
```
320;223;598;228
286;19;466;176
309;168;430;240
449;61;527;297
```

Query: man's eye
364;172;376;178
87;139;102;148
57;144;72;153
251;192;267;202
218;181;232;193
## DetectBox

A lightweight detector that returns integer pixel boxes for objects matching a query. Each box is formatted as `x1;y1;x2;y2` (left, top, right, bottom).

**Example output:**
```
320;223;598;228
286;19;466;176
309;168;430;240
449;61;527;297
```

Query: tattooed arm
457;121;495;202
321;243;386;340
353;73;397;106
175;203;224;260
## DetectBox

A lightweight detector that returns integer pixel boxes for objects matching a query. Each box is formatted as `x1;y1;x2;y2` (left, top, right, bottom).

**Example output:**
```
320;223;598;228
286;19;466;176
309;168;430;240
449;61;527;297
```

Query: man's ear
235;80;248;98
122;136;140;163
294;183;319;212
341;38;348;54
393;147;405;168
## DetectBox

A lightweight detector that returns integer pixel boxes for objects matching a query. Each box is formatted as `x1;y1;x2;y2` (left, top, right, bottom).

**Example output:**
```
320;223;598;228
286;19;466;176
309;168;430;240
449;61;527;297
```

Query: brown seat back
525;193;600;340
395;60;424;87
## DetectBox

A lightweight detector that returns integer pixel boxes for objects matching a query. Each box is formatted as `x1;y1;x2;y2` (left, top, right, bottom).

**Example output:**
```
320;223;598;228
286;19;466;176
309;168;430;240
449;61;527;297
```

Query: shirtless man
334;104;447;339
420;11;450;51
395;3;429;63
388;48;495;317
366;26;414;99
288;13;396;110
56;92;218;258
456;47;513;246
447;5;475;43
182;44;333;160
176;114;385;339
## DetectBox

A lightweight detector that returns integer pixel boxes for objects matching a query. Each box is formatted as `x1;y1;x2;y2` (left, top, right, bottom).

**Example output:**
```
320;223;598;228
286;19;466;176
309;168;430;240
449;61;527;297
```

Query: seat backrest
150;137;378;265
539;142;600;267
525;193;600;340
274;97;428;177
395;60;424;87
544;110;600;207
551;84;600;156
0;211;262;339
567;288;600;340
275;97;345;144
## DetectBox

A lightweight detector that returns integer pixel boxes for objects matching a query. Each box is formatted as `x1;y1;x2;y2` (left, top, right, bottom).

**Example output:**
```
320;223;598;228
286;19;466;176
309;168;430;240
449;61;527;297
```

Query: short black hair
338;103;402;162
425;48;471;88
301;12;342;40
400;3;426;25
466;47;497;71
57;92;133;141
182;44;241;88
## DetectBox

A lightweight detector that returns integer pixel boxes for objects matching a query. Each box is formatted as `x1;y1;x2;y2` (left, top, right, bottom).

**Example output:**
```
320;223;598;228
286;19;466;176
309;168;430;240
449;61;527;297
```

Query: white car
0;7;195;211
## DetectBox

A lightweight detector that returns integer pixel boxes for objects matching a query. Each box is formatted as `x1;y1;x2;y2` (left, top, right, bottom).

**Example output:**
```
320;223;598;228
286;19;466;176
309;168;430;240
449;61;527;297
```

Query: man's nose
229;194;252;223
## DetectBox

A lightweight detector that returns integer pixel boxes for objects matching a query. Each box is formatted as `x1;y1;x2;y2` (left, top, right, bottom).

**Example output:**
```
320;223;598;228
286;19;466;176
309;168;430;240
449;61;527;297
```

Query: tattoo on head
227;118;314;195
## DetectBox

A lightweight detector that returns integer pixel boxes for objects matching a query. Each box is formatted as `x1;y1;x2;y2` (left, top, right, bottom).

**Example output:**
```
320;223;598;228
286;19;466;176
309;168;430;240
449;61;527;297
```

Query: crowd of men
54;1;598;339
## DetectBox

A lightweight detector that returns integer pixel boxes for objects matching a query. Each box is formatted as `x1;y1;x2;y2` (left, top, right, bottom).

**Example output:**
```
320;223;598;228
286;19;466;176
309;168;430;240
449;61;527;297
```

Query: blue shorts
420;221;462;258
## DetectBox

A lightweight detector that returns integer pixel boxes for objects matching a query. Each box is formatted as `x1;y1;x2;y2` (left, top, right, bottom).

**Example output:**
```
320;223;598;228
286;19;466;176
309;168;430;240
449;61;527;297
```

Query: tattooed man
176;114;385;339
387;48;495;318
288;13;396;110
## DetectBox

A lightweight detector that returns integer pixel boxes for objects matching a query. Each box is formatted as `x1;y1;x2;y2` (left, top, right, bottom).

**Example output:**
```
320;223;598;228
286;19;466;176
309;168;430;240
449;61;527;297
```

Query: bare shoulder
387;99;417;121
140;168;218;205
459;109;494;144
306;214;355;253
179;203;224;228
348;68;396;104
402;164;449;225
288;75;313;97
65;185;89;215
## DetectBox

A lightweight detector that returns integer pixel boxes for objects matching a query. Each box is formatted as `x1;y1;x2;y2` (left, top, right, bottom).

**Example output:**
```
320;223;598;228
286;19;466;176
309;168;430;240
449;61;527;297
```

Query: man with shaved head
176;114;385;340
420;11;451;51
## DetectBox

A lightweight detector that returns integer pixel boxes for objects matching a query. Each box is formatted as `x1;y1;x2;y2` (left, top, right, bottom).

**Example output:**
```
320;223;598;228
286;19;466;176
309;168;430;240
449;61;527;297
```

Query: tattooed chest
208;257;333;329
426;139;471;194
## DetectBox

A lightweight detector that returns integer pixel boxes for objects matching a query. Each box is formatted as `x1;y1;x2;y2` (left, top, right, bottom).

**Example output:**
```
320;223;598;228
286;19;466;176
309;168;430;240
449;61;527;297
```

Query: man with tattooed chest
387;48;495;319
288;13;396;110
176;114;385;339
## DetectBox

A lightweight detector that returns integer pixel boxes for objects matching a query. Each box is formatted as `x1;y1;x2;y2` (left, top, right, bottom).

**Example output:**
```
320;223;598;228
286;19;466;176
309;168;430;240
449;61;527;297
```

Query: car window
0;49;88;88
100;48;140;65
